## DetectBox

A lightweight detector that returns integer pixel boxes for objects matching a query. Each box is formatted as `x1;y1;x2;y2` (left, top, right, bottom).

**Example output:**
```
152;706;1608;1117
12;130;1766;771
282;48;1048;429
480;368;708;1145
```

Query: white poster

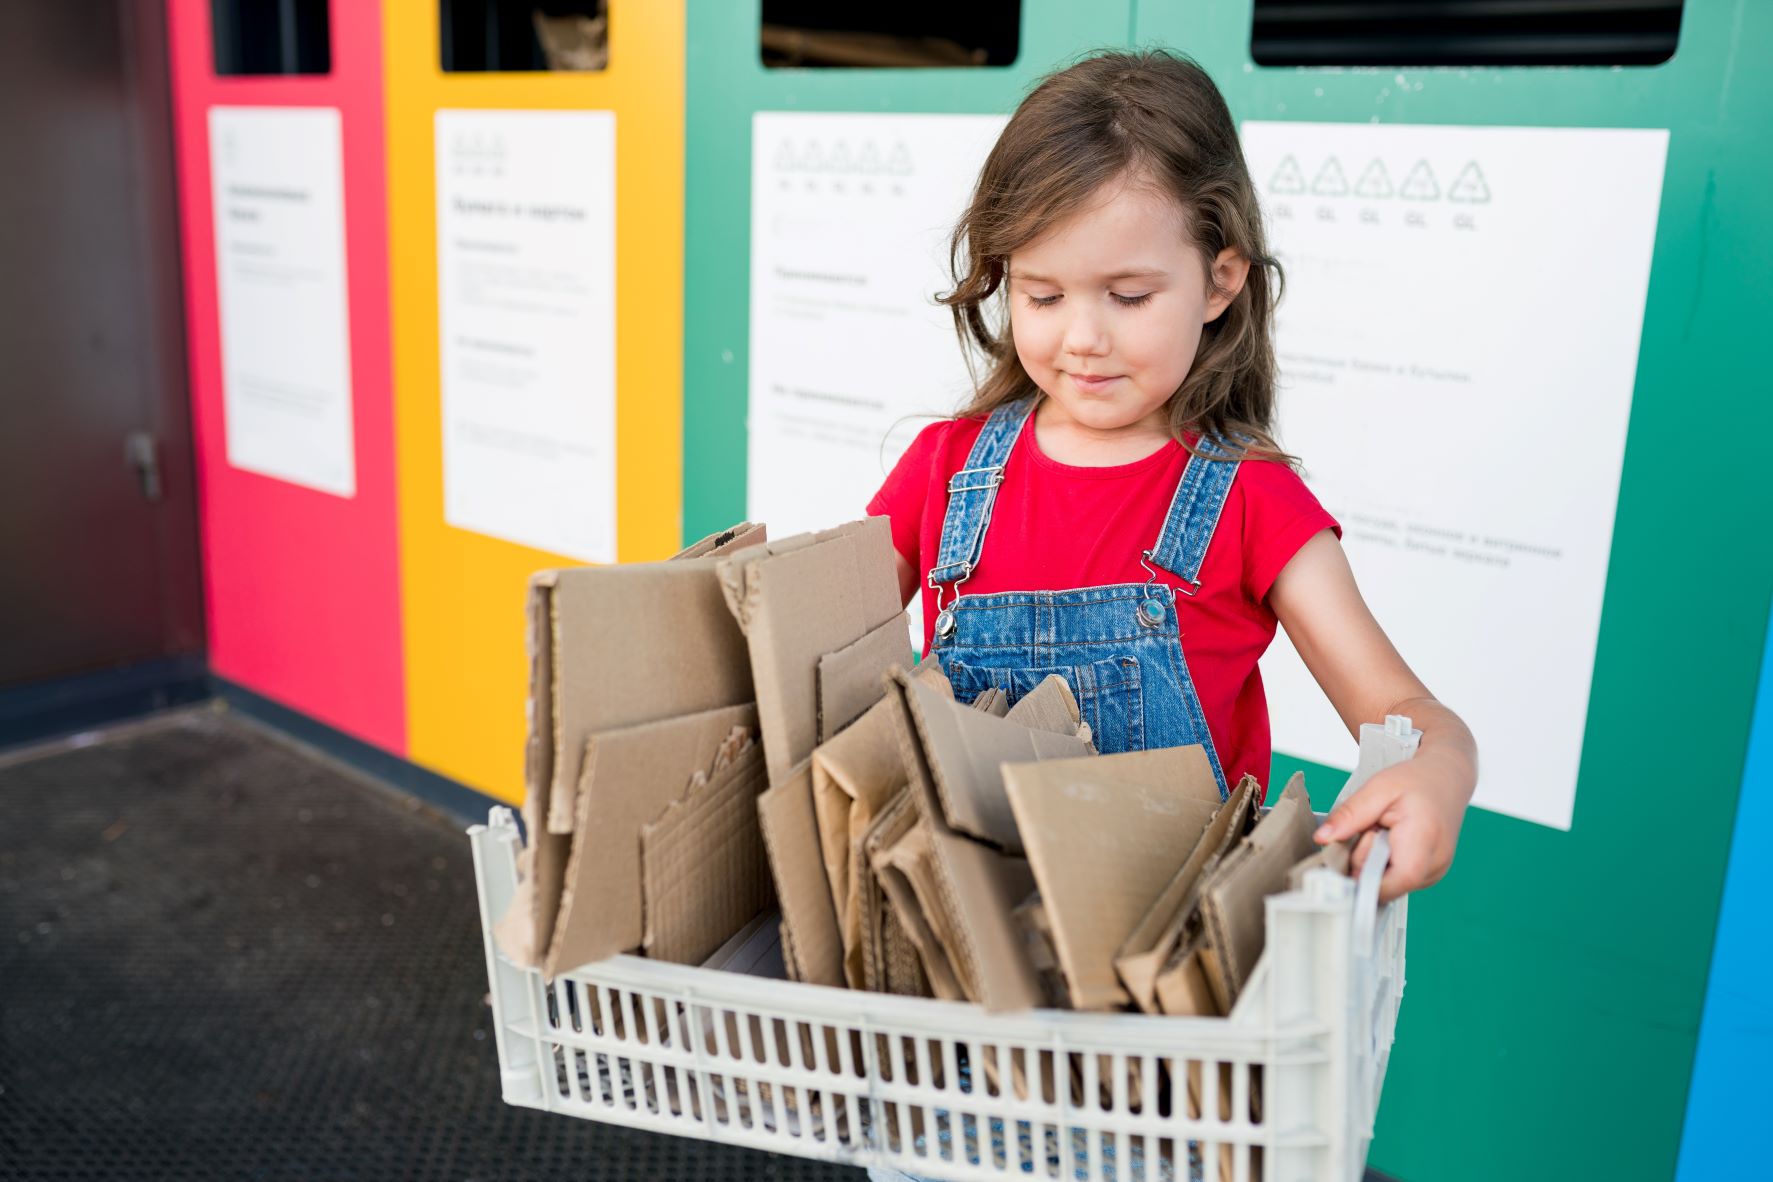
209;106;355;496
748;112;1008;536
436;109;617;563
1243;122;1668;830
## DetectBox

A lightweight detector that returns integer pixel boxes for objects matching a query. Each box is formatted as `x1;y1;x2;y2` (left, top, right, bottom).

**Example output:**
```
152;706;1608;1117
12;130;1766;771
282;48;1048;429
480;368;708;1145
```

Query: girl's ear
1204;247;1252;323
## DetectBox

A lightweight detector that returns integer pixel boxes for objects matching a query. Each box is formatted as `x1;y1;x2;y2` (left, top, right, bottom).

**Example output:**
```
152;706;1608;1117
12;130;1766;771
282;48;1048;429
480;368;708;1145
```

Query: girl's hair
940;49;1289;463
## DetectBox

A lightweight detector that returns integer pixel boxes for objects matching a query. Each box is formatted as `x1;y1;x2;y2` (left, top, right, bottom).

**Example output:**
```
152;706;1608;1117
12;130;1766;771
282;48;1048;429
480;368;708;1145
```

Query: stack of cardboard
495;523;777;975
495;514;1346;1041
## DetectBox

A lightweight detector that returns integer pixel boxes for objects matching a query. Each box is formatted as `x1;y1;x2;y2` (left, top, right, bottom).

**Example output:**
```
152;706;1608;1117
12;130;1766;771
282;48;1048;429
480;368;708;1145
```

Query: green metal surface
1130;2;1773;1179
681;0;1134;541
682;2;1773;1178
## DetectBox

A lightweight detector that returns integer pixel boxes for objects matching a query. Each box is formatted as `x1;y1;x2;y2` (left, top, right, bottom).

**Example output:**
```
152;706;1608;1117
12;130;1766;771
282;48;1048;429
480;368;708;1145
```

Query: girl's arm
1267;530;1478;903
893;548;919;609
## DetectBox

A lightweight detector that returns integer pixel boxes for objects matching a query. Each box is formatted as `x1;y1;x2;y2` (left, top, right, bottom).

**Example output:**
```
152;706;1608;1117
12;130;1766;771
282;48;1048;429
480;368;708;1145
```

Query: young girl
869;50;1476;908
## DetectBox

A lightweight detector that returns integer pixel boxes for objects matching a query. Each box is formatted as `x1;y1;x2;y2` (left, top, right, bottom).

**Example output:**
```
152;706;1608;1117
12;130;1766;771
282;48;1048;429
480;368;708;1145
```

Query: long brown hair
941;50;1289;463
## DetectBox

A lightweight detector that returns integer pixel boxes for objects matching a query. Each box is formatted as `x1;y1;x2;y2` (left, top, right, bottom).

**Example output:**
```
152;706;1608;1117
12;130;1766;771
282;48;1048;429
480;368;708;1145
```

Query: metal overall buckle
1137;549;1197;628
929;563;972;641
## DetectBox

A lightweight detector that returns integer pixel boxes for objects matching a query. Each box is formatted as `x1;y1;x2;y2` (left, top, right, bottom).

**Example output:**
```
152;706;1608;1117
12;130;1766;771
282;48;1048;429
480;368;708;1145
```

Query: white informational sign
1243;122;1668;830
209;106;356;496
436;109;617;563
748;112;1008;536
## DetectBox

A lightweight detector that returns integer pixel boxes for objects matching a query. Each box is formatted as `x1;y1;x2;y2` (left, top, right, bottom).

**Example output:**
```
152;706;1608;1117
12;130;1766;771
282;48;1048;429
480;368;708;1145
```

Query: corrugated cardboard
971;687;1009;716
810;665;950;987
889;670;1044;1012
540;522;765;835
1116;776;1257;1013
640;739;771;965
1012;895;1069;1009
540;703;758;977
1287;834;1354;890
900;672;1094;855
1002;674;1086;738
856;790;929;996
675;521;767;561
816;613;913;743
718;518;901;787
756;759;845;986
1003;748;1222;1011
872;818;966;1001
1198;772;1319;1010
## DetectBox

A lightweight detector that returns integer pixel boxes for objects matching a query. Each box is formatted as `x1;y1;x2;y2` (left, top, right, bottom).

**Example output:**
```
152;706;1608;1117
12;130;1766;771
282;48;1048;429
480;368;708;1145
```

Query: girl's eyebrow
1008;268;1168;283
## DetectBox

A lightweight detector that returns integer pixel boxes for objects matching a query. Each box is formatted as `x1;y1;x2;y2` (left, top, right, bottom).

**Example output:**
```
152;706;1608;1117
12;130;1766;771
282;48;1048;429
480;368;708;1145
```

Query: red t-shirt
867;414;1339;789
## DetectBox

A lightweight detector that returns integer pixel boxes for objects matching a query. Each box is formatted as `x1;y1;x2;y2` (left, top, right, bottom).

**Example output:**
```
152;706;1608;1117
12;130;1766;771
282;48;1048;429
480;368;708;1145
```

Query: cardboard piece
856;790;929;996
540;522;765;835
718;518;901;786
816;612;913;743
640;739;771;965
1198;773;1320;1011
1002;674;1086;738
810;665;950;986
900;673;1094;856
971;687;1009;716
889;671;1045;1012
1012;895;1069;1009
1004;748;1222;1011
539;703;758;977
1287;835;1354;891
757;759;845;986
872;819;966;1001
1116;776;1258;1013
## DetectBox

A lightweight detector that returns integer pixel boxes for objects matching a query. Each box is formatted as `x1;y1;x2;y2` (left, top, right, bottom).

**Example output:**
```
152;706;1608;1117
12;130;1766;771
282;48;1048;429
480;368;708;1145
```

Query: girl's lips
1068;372;1122;393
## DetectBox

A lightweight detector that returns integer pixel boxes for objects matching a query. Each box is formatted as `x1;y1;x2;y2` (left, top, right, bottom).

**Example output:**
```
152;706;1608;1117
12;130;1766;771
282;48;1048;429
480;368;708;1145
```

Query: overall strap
1145;433;1243;590
927;398;1036;586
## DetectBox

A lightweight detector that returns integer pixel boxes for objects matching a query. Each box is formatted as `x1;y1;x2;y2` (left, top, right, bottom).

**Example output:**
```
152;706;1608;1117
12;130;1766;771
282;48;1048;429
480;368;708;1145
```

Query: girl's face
1007;175;1247;437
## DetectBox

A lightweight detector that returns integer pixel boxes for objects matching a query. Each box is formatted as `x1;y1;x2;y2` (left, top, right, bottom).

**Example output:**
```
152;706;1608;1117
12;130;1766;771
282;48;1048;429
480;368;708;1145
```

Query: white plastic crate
468;718;1417;1182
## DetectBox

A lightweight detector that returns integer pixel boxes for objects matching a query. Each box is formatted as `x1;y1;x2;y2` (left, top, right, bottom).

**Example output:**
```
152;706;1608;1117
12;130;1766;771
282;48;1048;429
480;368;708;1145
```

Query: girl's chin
1044;389;1163;433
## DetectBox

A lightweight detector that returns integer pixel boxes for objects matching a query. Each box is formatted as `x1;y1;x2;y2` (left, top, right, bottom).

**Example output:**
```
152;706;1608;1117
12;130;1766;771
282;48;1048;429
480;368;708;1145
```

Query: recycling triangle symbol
1269;155;1306;194
1448;161;1491;203
1354;158;1393;198
1311;157;1349;196
1400;159;1440;201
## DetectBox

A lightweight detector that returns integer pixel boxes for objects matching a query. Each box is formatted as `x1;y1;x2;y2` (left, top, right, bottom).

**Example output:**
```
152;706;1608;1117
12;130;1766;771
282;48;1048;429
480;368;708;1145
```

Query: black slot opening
1252;0;1683;67
212;0;331;76
760;0;1021;69
441;0;609;73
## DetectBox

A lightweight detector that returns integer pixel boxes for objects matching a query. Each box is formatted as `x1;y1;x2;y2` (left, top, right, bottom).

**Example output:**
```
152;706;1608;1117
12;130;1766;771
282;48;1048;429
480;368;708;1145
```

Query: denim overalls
927;396;1240;798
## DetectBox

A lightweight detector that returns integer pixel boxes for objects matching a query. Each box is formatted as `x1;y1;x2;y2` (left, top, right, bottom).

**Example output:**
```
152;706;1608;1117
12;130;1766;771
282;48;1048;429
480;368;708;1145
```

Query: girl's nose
1060;307;1110;357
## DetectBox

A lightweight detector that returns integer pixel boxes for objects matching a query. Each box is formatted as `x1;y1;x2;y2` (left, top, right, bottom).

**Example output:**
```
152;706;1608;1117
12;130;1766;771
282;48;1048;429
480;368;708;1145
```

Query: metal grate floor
0;706;860;1181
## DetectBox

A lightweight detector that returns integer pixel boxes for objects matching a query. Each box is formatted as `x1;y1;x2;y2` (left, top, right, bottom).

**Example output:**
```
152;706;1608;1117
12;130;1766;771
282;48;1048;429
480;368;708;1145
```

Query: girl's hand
1269;531;1478;903
1313;747;1472;904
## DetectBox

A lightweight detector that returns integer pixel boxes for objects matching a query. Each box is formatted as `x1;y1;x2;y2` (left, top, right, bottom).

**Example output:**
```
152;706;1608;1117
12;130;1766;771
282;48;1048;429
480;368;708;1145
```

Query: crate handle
1352;829;1391;953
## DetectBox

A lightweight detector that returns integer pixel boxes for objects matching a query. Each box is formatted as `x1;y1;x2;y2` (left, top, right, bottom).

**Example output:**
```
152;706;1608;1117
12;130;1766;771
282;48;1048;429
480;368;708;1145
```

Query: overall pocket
940;655;1145;755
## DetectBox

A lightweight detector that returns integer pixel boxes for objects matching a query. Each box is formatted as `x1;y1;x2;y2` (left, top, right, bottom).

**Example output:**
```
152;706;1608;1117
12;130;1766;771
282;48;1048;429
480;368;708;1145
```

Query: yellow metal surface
385;1;685;801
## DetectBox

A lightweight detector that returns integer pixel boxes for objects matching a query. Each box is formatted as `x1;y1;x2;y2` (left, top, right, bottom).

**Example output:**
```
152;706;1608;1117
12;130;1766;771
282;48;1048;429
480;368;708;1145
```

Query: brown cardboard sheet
970;687;1009;716
1002;674;1086;738
890;671;1044;1012
816;613;913;743
1004;747;1222;1011
900;672;1093;855
718;518;901;787
856;789;927;995
539;703;758;977
1115;776;1258;1013
640;739;771;965
1198;773;1320;1010
757;759;845;986
873;819;966;1001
